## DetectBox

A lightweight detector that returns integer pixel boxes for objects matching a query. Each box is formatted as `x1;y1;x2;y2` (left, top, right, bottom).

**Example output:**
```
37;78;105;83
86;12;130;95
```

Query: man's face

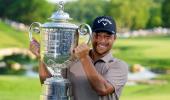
92;32;116;55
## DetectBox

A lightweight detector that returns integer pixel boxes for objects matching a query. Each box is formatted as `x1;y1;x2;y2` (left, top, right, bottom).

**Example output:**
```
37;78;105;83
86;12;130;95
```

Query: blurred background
0;0;170;100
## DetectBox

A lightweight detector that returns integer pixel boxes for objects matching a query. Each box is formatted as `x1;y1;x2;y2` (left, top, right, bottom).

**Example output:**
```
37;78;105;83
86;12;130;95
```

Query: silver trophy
29;1;92;100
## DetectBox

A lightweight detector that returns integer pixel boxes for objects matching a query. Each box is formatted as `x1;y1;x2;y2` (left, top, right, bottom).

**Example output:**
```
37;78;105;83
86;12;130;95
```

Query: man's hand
73;43;90;59
29;38;40;58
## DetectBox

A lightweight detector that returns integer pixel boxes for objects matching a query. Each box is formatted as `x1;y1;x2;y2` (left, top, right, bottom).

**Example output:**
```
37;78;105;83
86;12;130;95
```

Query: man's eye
105;35;111;38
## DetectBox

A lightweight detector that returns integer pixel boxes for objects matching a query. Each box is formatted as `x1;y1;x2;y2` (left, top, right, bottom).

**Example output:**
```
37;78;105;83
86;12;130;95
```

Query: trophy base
41;77;73;100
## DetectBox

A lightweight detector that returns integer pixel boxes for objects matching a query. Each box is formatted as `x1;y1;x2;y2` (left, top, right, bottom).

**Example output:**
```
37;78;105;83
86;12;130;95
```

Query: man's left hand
73;43;90;59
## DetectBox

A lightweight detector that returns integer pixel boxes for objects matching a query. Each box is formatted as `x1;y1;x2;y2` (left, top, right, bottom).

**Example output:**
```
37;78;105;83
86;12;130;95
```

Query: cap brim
93;28;116;34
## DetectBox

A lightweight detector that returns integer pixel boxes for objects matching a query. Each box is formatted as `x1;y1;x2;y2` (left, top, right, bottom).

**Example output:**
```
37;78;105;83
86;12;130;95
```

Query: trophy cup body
29;1;92;100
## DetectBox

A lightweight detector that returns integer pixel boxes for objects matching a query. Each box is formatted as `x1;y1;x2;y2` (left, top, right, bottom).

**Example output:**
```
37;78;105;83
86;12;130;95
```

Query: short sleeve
103;59;128;100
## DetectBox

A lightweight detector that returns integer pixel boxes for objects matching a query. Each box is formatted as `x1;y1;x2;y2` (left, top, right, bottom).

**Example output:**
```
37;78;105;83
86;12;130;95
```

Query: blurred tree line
0;0;55;24
0;0;170;30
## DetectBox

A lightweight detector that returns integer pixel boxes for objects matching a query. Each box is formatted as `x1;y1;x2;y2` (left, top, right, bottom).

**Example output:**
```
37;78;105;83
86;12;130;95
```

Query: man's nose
98;36;106;42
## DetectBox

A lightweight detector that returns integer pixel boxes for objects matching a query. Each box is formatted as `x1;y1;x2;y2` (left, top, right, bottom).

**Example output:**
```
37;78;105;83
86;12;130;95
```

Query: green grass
114;35;170;70
121;74;170;100
0;21;29;48
0;75;170;100
0;75;41;100
123;86;170;99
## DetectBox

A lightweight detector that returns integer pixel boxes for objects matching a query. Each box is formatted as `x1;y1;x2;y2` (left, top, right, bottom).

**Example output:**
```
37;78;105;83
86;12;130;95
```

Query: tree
162;0;170;27
0;0;55;24
146;0;163;28
65;0;107;25
108;0;152;30
147;5;162;28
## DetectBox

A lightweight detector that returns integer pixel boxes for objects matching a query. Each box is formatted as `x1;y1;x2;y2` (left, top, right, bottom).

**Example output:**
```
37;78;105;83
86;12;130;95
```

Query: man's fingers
29;40;40;58
73;43;90;59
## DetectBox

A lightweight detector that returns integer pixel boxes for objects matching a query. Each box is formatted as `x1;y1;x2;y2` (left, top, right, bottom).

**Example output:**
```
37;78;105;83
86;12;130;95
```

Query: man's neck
90;50;109;62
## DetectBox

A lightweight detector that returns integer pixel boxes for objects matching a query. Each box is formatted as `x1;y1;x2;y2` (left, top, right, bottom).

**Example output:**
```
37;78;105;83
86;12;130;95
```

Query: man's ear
114;34;117;40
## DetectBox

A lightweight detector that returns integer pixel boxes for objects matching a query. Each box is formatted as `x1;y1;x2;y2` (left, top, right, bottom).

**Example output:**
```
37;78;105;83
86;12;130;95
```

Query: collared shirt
64;52;128;100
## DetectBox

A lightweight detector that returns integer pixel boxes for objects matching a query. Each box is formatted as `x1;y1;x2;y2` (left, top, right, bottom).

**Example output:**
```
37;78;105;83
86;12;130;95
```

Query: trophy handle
29;22;41;41
78;24;92;45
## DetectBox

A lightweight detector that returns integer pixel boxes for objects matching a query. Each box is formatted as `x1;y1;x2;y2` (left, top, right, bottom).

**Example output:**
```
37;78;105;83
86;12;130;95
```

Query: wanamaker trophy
28;1;92;100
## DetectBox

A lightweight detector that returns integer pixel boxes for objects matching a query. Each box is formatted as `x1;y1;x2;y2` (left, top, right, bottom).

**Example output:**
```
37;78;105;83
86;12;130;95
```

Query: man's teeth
98;44;105;48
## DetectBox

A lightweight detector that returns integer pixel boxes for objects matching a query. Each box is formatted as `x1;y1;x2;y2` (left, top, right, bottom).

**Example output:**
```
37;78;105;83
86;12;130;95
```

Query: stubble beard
93;43;111;57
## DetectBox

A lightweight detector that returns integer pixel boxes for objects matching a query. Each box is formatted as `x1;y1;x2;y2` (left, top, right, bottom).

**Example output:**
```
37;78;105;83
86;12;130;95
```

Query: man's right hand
29;38;40;59
30;39;52;84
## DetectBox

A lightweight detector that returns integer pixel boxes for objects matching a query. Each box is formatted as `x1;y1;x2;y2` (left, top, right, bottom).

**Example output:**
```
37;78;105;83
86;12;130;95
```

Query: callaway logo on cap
92;16;116;34
97;18;112;26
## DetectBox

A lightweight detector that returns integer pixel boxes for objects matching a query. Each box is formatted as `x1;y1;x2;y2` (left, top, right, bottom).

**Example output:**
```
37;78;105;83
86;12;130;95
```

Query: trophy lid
50;1;70;21
41;1;78;29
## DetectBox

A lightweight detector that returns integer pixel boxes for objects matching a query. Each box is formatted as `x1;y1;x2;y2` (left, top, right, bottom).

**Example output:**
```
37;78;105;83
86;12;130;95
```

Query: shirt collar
99;52;113;63
89;50;114;64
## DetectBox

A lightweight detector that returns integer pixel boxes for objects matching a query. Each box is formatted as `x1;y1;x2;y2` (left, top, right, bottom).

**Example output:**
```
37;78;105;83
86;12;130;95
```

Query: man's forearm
39;60;52;84
80;55;114;96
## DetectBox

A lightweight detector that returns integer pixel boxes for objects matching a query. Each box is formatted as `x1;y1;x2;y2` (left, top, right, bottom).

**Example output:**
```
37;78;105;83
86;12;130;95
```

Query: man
30;16;128;100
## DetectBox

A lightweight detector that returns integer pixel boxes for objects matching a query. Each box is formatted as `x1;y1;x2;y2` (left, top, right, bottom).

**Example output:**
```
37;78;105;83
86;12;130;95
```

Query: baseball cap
92;16;116;34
